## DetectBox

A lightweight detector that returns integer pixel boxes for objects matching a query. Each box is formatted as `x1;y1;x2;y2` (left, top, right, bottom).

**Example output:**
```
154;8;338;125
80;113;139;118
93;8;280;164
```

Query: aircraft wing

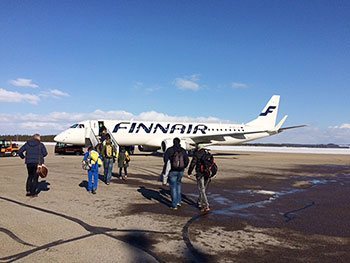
188;130;270;144
188;125;307;144
278;125;307;132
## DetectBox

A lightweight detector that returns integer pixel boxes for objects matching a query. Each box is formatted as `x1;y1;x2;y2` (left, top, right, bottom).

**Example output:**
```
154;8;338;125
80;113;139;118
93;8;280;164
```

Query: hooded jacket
83;150;102;166
188;148;207;175
18;139;48;164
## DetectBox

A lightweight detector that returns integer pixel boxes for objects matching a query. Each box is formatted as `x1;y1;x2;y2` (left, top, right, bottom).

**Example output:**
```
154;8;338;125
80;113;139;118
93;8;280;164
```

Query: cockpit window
70;123;85;128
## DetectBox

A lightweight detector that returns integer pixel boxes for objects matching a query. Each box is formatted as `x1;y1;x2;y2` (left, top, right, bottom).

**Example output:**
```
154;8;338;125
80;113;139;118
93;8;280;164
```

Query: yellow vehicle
0;139;19;157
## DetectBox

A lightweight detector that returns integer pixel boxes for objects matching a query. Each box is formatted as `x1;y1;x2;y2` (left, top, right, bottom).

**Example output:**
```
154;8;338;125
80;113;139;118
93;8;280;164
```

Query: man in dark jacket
188;146;211;212
18;134;48;197
163;137;189;210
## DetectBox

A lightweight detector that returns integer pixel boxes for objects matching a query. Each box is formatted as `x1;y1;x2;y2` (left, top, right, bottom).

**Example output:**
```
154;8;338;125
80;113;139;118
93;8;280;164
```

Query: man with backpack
163;137;189;210
188;146;217;212
101;134;117;185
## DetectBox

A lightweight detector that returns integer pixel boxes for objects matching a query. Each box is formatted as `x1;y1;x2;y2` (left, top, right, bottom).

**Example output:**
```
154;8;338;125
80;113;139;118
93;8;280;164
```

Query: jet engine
138;145;160;152
161;138;193;152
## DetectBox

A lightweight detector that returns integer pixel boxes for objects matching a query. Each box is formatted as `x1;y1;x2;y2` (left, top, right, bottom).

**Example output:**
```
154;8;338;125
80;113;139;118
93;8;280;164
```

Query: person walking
163;137;189;210
83;146;102;194
118;146;130;180
18;134;48;197
101;134;117;185
188;146;215;212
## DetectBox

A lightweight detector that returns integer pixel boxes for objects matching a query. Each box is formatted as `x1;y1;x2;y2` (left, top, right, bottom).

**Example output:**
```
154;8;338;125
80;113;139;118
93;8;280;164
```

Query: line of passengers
83;132;131;194
19;133;217;213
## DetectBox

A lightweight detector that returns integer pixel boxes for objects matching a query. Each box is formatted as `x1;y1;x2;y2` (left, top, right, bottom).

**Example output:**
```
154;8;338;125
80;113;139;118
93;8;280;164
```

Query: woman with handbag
18;134;48;197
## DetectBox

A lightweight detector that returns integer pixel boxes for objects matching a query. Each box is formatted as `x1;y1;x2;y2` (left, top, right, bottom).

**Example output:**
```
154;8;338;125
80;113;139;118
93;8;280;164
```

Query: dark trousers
26;163;39;194
196;175;210;209
119;167;128;177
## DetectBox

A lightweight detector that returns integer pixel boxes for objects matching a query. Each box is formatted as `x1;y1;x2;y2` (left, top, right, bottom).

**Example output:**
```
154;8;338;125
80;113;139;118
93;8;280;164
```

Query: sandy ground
0;146;349;262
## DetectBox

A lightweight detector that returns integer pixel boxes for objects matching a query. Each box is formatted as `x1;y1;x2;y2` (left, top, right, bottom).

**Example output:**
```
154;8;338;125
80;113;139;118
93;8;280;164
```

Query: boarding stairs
85;127;100;148
106;128;120;153
84;126;119;154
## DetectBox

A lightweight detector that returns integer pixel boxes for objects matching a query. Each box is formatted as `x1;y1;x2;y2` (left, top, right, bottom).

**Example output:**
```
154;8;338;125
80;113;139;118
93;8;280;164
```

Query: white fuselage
54;119;271;150
54;95;291;151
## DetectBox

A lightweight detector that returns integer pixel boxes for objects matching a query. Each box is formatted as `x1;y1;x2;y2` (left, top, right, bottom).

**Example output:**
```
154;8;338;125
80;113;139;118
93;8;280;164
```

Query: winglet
274;115;288;131
269;115;307;134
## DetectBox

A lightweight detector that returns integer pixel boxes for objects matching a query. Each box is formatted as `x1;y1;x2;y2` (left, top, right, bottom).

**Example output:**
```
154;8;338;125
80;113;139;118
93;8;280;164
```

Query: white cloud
9;78;39;88
260;125;350;145
231;82;249;89
329;123;350;129
0;110;228;135
0;88;40;104
20;122;68;131
1;110;349;144
40;89;70;98
137;111;226;123
49;89;69;97
145;86;161;93
133;81;144;90
89;110;134;120
174;74;201;91
132;82;161;94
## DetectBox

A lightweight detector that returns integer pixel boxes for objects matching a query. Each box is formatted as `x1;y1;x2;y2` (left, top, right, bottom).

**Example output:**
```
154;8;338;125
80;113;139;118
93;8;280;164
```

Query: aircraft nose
54;132;66;143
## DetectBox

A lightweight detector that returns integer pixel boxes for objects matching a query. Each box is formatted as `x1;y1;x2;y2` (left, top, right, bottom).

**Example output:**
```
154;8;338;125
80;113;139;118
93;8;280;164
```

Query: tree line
0;135;56;142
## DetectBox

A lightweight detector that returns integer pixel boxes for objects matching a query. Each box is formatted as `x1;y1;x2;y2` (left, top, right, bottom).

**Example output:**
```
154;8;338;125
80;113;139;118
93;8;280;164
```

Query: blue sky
0;1;349;144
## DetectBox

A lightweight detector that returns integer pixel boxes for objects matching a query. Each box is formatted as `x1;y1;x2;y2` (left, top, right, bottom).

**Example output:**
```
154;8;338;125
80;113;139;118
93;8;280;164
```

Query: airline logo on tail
259;106;276;116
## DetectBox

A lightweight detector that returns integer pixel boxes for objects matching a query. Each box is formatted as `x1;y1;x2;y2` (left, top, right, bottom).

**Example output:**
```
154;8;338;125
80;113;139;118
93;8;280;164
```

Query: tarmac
0;146;349;262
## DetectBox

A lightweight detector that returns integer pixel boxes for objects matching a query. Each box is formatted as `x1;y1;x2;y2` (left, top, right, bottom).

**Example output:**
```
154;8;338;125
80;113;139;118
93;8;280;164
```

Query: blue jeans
168;171;183;208
88;164;99;191
103;158;114;183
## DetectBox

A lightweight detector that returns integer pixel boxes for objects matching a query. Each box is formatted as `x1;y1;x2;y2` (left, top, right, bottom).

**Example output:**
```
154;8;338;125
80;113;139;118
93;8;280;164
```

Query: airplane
53;95;305;152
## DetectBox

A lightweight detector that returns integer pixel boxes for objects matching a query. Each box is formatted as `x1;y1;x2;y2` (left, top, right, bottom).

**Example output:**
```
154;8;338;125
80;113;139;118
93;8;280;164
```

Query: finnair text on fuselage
113;122;211;135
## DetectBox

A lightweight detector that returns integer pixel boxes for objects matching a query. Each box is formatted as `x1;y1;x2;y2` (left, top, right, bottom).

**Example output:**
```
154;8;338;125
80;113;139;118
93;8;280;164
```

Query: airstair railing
106;128;119;154
84;127;100;148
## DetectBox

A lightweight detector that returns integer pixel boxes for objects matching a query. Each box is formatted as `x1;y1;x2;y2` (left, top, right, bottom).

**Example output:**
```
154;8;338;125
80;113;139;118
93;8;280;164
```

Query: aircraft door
98;121;105;136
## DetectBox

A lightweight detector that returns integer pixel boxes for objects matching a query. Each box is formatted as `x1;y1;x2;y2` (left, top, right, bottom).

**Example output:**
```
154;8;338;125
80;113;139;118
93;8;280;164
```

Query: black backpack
171;150;185;170
199;151;218;179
